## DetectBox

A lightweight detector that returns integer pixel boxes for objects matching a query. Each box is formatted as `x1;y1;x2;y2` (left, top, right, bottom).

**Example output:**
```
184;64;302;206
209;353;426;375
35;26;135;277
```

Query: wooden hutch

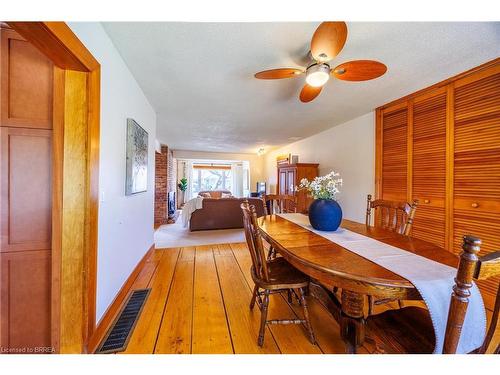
277;163;319;213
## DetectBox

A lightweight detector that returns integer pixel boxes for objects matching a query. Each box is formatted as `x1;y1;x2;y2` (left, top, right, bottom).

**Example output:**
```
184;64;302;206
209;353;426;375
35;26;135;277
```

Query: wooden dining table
258;214;460;353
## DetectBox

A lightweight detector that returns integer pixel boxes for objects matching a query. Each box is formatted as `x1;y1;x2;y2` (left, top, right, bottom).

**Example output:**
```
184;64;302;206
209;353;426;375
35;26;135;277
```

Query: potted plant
298;171;343;231
177;177;188;206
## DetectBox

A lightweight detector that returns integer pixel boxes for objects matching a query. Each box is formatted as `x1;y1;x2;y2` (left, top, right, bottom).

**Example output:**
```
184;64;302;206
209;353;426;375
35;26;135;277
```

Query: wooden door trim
445;84;454;253
380;101;407;115
7;22;100;353
413;85;447;104
406;99;414;203
374;108;383;200
51;66;64;353
7;22;99;72
453;63;500;88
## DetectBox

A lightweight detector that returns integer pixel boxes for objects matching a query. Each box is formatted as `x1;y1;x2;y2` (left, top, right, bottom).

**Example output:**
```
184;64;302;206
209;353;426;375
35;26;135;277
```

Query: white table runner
277;213;486;354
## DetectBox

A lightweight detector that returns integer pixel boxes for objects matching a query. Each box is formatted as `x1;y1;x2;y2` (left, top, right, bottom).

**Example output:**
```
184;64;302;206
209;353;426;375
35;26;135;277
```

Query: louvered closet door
382;107;408;201
411;91;447;248
453;69;500;307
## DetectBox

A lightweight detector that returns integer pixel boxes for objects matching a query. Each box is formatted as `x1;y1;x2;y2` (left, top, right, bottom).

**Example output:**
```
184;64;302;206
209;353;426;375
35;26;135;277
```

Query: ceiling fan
254;22;387;103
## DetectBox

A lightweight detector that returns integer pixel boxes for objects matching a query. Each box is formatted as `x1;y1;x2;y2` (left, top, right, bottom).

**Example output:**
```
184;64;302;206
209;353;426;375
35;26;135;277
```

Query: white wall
264;112;375;223
68;23;157;322
173;149;265;189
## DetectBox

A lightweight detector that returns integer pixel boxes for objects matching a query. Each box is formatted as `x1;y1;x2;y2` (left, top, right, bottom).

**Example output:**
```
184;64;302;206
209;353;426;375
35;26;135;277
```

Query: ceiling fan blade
332;60;387;81
299;84;322;103
254;68;303;79
310;22;348;62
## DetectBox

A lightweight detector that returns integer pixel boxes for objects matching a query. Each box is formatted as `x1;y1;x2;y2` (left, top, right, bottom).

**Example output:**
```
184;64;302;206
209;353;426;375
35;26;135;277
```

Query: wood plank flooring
119;243;358;353
119;243;499;354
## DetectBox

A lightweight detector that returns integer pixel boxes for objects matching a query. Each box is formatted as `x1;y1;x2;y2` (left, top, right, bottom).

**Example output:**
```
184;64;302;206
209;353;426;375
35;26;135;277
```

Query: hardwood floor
119;243;370;354
119;243;499;354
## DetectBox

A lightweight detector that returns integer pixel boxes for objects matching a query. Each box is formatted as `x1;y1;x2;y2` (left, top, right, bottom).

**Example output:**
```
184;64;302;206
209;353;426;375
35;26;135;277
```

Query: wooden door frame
6;22;100;353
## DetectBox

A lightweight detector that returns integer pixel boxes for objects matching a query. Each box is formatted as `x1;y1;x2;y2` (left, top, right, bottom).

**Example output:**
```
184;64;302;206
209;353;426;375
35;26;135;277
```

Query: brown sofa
190;197;266;231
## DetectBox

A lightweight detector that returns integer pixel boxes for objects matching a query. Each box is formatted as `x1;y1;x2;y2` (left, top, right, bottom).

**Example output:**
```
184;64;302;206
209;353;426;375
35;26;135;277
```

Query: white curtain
231;162;244;198
242;161;250;197
185;160;194;200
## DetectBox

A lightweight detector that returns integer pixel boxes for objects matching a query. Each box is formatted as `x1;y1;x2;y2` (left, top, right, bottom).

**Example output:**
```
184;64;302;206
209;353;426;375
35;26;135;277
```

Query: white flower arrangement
297;171;342;200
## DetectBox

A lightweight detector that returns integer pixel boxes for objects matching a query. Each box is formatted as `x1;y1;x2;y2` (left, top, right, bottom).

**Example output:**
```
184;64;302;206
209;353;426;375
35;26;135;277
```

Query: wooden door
411;90;447;248
0;27;53;352
452;70;500;306
376;59;500;309
381;106;408;201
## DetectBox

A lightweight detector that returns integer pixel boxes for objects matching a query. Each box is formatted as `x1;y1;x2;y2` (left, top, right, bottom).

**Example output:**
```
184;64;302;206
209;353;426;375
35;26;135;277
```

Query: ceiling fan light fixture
305;63;330;87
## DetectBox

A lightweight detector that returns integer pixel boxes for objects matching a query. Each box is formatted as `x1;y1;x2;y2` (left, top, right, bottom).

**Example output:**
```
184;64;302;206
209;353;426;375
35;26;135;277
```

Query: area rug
154;215;245;248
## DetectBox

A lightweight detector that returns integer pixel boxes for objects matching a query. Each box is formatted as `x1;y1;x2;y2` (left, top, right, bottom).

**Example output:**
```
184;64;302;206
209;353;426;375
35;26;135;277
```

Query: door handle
471;202;479;208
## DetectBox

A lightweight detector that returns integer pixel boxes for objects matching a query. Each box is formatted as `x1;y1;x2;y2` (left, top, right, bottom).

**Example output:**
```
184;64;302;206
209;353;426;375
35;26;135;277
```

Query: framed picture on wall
125;118;148;195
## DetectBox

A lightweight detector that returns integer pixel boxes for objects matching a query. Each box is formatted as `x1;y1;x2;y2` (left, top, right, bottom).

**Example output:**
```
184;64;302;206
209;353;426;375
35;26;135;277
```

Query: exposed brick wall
155;145;176;227
154;145;168;227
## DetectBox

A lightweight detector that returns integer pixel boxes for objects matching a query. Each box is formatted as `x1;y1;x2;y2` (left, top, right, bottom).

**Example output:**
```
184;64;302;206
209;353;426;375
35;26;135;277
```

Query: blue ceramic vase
308;199;342;231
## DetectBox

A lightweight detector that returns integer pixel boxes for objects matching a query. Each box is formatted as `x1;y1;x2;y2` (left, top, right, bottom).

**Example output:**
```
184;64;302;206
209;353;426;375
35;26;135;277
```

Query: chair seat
366;306;436;353
251;257;309;290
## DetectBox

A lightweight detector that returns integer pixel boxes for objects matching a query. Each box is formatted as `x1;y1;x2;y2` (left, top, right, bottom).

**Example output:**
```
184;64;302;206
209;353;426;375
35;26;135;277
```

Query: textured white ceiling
102;22;500;153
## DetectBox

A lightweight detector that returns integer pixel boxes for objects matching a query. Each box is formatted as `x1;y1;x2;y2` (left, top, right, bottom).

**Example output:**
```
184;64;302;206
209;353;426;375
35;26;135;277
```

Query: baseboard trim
86;243;155;353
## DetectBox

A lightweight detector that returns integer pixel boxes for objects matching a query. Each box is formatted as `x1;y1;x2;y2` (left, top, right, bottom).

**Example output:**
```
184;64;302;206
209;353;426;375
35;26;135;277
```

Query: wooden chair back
241;200;269;282
264;194;297;214
366;194;418;236
443;236;500;354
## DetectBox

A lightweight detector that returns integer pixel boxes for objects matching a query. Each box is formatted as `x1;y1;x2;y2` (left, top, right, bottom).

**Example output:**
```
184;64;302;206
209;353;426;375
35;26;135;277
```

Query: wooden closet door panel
0;28;53;129
278;169;287;195
453;71;500;306
0;127;52;253
454;72;500;209
286;169;295;194
411;92;447;248
0;26;54;352
0;250;51;350
382;107;408;201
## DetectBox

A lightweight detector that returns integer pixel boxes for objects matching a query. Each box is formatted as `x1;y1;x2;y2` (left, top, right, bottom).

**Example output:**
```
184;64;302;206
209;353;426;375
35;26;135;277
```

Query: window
191;164;232;198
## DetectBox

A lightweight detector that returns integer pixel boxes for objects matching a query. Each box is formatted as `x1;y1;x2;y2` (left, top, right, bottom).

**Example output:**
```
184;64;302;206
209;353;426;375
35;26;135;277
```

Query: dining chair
264;194;297;260
264;194;297;215
240;200;316;347
365;235;500;354
365;194;419;315
366;194;418;235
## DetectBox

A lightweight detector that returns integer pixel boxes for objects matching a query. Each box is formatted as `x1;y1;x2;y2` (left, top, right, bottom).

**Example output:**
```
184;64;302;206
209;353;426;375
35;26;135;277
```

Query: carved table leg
340;289;365;354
